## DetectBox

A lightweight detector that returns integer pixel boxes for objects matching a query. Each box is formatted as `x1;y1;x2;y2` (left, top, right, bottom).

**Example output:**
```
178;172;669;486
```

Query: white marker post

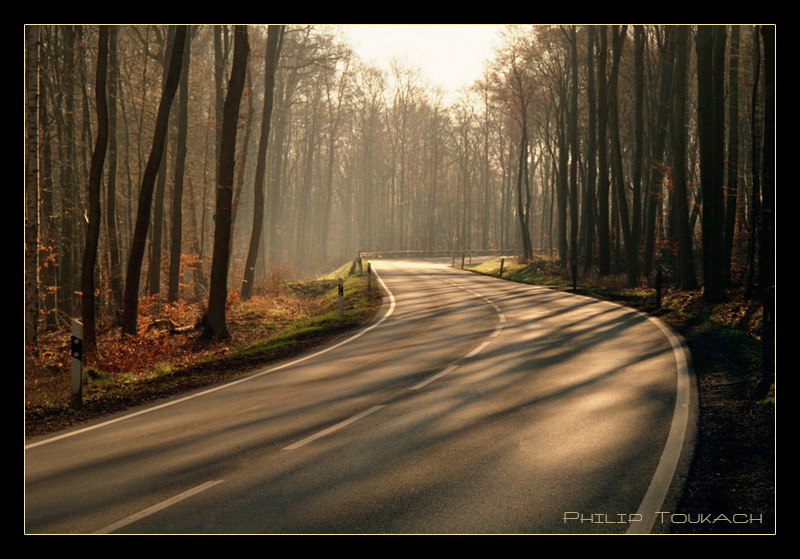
70;319;83;410
338;277;344;319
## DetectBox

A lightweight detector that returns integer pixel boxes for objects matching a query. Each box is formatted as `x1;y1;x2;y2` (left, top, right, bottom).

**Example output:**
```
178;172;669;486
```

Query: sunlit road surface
25;259;694;534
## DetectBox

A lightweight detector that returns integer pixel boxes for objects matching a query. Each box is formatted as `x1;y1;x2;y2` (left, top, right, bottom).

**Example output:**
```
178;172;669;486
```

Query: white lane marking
410;365;459;391
283;405;386;451
93;479;224;534
26;270;398;450
626;314;693;534
465;341;491;359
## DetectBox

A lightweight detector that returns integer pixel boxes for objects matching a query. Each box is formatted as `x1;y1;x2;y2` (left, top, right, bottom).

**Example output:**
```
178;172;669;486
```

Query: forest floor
24;257;775;534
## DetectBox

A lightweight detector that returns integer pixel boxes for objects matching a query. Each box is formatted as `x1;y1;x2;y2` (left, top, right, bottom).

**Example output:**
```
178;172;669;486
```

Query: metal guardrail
359;249;518;259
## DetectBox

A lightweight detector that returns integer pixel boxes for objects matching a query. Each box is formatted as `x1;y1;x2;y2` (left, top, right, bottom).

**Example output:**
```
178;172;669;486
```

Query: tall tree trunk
148;28;175;296
25;25;40;347
105;26;124;319
242;25;283;300
203;25;249;340
608;26;638;286
583;27;597;274
643;27;677;276
746;27;761;297
516;123;533;261
596;26;611;276
121;25;186;335
568;26;579;284
722;25;740;285
696;25;727;302
168;28;191;303
632;26;644;263
754;24;774;398
671;25;698;290
81;26;109;353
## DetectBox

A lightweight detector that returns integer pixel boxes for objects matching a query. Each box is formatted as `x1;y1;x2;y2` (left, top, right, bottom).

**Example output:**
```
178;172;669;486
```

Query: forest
23;25;775;370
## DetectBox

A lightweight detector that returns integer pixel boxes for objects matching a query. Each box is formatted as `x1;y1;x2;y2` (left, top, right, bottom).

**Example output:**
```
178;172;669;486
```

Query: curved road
24;259;695;534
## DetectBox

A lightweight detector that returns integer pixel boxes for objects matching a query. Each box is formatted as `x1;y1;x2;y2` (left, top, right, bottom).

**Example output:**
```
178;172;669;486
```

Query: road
24;259;695;534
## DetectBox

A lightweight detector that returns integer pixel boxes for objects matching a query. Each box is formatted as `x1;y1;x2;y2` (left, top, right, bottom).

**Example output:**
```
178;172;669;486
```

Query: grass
24;260;383;438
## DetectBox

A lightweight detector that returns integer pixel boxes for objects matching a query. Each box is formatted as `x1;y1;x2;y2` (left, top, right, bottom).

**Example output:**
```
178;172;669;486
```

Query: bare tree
121;25;187;335
203;25;250;339
25;25;40;346
168;28;191;303
81;26;109;352
242;25;285;300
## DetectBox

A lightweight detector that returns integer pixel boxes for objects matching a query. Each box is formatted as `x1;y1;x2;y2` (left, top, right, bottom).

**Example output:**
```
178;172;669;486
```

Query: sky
339;24;505;100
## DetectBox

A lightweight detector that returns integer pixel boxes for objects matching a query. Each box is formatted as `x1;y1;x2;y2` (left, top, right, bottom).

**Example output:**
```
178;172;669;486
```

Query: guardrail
358;249;518;259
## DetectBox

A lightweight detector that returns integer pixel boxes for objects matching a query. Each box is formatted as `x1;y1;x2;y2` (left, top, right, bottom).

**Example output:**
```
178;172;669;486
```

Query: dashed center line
282;268;506;451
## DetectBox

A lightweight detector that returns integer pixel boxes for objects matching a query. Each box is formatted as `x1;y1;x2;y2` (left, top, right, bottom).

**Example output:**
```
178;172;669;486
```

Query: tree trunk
582;27;597;274
722;25;740;285
203;25;250;339
643;27;677;276
671;25;698;290
168;28;191;303
516;123;533;261
568;26;579;283
754;24;774;398
81;26;109;352
25;25;40;347
746;27;761;297
242;26;284;300
148;28;176;297
596;26;611;276
105;26;124;319
121;25;186;336
632;26;644;264
608;26;638;286
696;25;727;302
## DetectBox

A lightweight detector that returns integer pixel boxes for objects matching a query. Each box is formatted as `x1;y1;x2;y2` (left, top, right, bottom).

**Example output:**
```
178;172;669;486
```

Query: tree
105;26;124;317
722;25;741;285
643;27;677;277
567;26;579;287
242;25;285;300
81;26;109;352
607;25;638;286
670;25;698;289
203;25;250;339
696;25;727;302
754;24;774;398
595;26;611;276
121;25;187;336
25;25;40;347
168;28;192;303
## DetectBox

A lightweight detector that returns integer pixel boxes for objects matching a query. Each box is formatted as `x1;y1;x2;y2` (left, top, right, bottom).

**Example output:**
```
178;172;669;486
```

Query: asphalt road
24;259;695;534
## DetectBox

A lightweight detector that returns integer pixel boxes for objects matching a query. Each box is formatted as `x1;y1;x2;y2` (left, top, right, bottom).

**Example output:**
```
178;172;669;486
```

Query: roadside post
499;258;505;278
367;262;372;291
70;319;83;411
656;266;663;309
338;277;344;319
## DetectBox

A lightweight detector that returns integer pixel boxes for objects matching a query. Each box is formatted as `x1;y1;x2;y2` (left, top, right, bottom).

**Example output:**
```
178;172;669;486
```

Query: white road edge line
283;405;386;450
626;314;692;534
454;266;693;534
26;268;398;450
93;479;224;534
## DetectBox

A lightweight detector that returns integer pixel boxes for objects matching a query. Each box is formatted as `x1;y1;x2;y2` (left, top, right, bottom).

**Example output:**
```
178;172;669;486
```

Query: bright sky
339;24;505;100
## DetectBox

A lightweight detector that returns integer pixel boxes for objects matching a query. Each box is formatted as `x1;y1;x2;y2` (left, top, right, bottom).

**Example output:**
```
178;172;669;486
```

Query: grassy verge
24;262;383;438
464;256;775;534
